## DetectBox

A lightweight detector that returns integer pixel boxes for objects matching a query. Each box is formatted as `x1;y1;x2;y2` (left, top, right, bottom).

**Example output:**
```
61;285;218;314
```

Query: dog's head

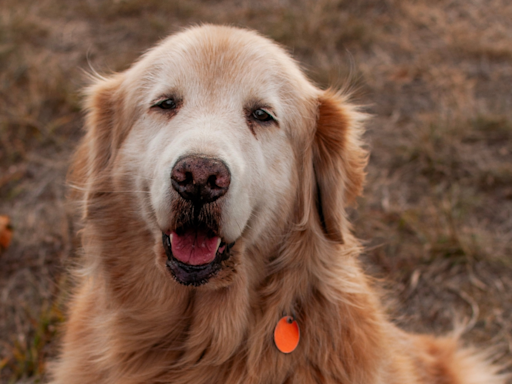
71;25;367;289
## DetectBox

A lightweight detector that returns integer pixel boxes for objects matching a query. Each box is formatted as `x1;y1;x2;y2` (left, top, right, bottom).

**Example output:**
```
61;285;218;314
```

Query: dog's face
74;26;367;288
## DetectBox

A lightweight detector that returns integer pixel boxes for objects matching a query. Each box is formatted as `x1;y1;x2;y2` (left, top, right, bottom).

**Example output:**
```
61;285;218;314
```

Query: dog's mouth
162;225;233;286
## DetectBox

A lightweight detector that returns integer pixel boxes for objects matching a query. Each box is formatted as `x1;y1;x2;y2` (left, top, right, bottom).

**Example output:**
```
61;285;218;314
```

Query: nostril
207;175;218;189
184;172;193;185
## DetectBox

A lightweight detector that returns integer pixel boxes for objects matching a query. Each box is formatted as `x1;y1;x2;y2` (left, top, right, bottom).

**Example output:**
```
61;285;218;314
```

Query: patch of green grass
471;115;512;143
397;121;463;181
399;204;470;264
395;115;512;190
0;300;64;383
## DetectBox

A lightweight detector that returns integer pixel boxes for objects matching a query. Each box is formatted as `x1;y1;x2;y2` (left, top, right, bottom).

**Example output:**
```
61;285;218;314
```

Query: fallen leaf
0;215;13;252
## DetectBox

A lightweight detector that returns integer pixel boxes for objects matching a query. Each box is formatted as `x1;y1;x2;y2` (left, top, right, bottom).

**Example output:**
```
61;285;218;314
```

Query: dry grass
0;0;511;382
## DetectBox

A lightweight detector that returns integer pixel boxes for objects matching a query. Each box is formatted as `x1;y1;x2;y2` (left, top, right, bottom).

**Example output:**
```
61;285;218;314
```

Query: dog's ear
312;89;368;243
68;74;129;216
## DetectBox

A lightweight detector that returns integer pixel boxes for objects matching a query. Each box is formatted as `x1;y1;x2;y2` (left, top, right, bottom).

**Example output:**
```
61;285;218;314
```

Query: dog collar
274;316;300;353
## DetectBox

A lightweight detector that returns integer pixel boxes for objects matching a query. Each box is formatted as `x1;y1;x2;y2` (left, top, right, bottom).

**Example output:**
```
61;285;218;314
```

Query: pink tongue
171;229;220;266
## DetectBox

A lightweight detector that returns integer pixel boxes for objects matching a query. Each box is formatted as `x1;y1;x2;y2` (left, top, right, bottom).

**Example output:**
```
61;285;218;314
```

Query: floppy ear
67;74;128;217
313;89;368;243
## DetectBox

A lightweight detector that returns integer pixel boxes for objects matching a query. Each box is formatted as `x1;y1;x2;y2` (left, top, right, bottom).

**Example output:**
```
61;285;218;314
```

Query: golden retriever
49;25;505;384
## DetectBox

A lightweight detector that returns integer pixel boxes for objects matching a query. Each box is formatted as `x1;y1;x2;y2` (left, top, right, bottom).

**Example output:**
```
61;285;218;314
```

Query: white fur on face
118;26;317;247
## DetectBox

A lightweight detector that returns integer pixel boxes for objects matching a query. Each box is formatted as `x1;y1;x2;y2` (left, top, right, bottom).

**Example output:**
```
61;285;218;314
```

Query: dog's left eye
154;98;177;110
252;109;274;122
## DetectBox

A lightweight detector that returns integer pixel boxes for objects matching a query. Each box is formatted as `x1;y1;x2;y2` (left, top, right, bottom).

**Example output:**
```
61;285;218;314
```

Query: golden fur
49;25;506;384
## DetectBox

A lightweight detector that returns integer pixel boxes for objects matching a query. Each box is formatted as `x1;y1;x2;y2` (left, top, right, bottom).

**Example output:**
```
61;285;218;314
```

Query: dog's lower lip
162;232;233;286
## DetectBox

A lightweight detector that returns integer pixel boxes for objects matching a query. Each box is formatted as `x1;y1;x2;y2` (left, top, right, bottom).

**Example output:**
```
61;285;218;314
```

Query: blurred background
0;0;511;382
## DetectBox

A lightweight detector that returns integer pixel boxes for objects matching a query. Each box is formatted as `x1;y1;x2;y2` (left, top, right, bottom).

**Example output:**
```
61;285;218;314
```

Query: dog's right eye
154;98;177;110
252;109;274;122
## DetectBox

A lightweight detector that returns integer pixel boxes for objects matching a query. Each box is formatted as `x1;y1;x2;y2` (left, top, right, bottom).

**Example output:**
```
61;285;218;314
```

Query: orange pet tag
274;316;300;353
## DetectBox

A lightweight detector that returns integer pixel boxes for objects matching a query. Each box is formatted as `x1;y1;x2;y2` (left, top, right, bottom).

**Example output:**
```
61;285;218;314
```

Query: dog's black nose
171;156;230;204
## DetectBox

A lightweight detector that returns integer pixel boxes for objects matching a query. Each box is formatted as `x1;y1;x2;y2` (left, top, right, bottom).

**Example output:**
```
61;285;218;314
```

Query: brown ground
0;0;511;382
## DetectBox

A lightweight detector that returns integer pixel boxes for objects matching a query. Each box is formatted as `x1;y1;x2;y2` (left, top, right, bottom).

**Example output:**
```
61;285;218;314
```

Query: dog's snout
171;156;231;203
